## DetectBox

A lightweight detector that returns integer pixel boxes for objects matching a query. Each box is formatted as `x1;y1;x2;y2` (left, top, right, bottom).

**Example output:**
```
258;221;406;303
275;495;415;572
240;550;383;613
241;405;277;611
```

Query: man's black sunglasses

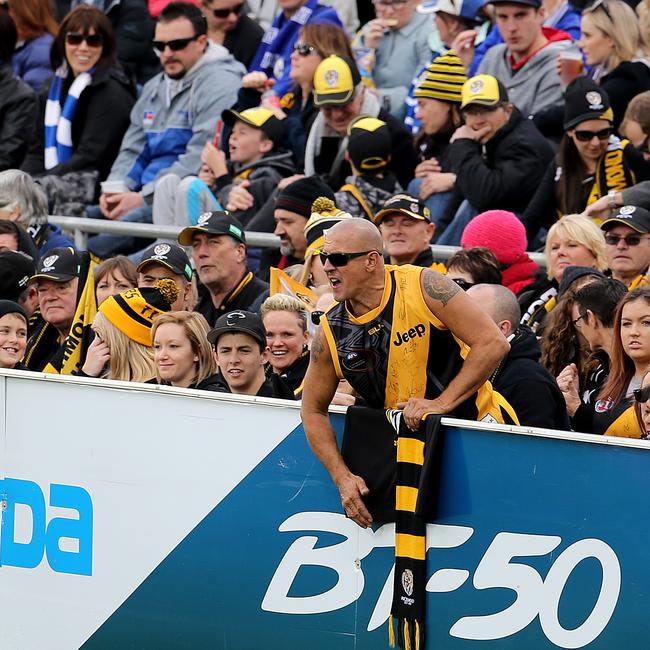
634;385;650;403
573;127;612;142
450;278;474;291
319;250;377;267
604;233;649;247
209;2;244;18
152;34;201;55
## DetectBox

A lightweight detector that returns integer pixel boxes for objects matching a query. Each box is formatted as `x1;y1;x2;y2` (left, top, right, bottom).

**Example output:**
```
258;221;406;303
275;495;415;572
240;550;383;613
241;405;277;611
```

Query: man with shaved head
467;283;570;431
301;219;514;528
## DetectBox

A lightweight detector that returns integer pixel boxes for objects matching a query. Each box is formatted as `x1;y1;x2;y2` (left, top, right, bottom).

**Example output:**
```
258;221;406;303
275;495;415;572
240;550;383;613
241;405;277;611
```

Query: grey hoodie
478;35;577;117
107;41;245;198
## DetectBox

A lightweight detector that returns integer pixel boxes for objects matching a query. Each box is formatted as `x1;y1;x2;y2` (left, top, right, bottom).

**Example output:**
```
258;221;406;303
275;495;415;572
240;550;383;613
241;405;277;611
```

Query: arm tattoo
310;328;326;361
422;270;460;307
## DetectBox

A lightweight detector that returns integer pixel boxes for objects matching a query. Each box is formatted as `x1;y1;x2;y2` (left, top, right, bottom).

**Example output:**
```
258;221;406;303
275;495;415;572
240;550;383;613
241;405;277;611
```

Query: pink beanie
461;210;527;265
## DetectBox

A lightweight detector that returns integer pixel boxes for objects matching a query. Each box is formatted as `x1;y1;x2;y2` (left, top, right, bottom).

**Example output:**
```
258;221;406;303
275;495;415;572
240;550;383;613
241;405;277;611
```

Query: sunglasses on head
450;278;474;291
634;385;650;403
152;34;200;55
585;0;613;22
573;127;612;142
604;233;649;246
293;42;318;56
209;2;244;18
319;250;376;267
66;31;104;47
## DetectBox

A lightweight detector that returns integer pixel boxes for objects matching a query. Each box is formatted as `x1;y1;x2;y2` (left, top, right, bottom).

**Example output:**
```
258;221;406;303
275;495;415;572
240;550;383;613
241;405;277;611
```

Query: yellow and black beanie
414;50;467;104
346;116;391;172
304;197;353;258
99;278;179;346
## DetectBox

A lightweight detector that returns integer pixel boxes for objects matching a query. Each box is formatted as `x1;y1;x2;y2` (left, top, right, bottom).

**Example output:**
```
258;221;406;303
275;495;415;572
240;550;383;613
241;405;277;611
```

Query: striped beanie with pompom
414;50;468;104
99;278;179;346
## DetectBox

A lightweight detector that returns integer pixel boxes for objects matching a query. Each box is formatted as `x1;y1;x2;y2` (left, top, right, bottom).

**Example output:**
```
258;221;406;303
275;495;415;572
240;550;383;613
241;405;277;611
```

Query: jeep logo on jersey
393;323;426;346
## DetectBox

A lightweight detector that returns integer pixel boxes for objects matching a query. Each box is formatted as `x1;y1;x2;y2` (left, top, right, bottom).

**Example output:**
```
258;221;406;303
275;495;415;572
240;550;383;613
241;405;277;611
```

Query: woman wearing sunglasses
522;77;650;246
21;6;135;188
588;287;650;437
563;0;650;131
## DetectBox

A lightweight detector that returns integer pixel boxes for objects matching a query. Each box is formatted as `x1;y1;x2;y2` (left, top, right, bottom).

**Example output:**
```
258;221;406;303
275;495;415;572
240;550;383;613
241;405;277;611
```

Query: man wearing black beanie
257;175;335;282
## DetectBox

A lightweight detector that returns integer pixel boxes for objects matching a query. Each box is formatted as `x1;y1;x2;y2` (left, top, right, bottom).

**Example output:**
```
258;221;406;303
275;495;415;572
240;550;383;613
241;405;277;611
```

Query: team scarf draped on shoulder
586;136;636;209
44;64;94;170
24;252;97;374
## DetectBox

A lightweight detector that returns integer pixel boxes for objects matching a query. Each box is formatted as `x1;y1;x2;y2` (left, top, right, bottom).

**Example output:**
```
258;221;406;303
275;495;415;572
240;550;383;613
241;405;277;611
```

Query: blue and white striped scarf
44;65;94;170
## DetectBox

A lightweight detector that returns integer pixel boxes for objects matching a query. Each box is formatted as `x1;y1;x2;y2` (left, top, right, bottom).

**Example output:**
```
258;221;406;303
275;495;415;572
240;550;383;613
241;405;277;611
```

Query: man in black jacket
437;74;554;245
468;282;571;431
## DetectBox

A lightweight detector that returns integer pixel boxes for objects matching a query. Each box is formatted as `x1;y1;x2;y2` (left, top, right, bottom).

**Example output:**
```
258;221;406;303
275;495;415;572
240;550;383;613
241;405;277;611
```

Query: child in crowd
151;107;295;231
335;116;402;221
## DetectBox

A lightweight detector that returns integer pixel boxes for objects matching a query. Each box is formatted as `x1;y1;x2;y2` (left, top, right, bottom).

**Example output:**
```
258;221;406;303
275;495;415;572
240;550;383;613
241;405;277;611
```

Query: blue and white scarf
44;65;94;170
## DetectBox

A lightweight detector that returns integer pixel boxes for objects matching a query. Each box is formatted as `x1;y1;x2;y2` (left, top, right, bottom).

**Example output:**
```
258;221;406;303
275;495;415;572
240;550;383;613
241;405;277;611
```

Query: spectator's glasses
450;278;474;291
573;127;613;142
585;0;613;22
319;250;377;267
572;314;584;327
634;385;650;403
209;2;244;18
152;34;201;55
604;233;650;246
310;310;324;326
66;32;104;48
293;42;318;56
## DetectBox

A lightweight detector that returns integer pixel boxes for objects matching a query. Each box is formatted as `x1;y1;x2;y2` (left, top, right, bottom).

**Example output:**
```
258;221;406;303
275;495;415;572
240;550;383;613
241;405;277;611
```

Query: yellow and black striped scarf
24;251;97;374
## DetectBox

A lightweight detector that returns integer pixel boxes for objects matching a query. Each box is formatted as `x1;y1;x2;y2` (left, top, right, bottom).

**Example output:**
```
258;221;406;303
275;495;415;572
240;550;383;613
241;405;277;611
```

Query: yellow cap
313;55;361;106
461;74;508;109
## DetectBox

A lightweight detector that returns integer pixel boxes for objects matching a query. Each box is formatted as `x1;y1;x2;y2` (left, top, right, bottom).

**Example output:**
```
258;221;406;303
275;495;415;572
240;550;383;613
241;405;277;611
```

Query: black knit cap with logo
275;176;335;219
137;242;193;282
0;251;36;302
563;77;614;130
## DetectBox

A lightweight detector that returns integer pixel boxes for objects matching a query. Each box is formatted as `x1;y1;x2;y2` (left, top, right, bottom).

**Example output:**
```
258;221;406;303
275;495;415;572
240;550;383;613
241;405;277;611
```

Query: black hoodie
491;325;571;431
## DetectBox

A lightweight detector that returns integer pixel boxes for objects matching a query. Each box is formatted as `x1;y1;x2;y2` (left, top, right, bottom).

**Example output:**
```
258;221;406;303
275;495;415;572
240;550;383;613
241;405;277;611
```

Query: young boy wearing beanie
151;107;296;233
407;50;468;226
335;116;402;221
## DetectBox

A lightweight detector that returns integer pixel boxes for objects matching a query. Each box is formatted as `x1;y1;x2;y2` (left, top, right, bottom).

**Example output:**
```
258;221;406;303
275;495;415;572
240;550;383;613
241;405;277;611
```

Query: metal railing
49;215;547;268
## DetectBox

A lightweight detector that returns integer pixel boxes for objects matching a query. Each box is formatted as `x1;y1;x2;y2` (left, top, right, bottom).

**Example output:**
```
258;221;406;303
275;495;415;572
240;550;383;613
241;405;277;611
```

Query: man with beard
257;175;335;281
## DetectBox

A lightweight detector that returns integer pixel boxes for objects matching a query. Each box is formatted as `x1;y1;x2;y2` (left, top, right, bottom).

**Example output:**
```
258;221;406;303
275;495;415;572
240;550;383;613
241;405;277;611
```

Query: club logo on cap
402;569;414;598
197;212;211;226
154;243;171;257
620;205;636;215
226;311;246;326
324;69;339;86
19;275;29;288
470;79;484;94
410;202;420;213
41;255;59;271
586;91;603;110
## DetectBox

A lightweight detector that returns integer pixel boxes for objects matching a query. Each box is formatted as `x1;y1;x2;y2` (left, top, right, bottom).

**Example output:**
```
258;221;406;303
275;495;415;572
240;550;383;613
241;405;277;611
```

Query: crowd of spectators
3;0;650;438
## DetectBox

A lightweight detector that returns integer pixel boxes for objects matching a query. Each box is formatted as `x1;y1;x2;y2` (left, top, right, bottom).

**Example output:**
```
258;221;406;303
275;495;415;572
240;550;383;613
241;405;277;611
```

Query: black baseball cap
178;211;246;246
347;116;391;172
0;251;36;302
137;242;193;282
491;0;541;7
208;310;267;349
28;247;81;285
373;194;432;224
222;107;284;146
601;205;650;234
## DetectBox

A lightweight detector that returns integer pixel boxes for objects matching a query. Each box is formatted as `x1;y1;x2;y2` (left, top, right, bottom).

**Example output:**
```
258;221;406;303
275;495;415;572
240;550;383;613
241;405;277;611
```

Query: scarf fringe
393;618;423;650
388;614;396;648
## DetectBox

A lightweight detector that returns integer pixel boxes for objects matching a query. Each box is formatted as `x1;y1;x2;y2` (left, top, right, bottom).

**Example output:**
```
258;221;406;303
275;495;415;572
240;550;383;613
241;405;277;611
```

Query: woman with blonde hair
151;311;220;391
563;0;650;129
520;214;607;333
81;279;178;383
261;294;310;397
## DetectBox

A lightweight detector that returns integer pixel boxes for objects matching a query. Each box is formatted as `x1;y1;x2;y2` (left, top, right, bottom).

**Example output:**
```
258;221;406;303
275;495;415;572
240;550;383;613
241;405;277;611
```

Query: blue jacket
40;224;75;256
250;0;341;98
106;42;245;199
470;4;581;75
12;34;54;94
